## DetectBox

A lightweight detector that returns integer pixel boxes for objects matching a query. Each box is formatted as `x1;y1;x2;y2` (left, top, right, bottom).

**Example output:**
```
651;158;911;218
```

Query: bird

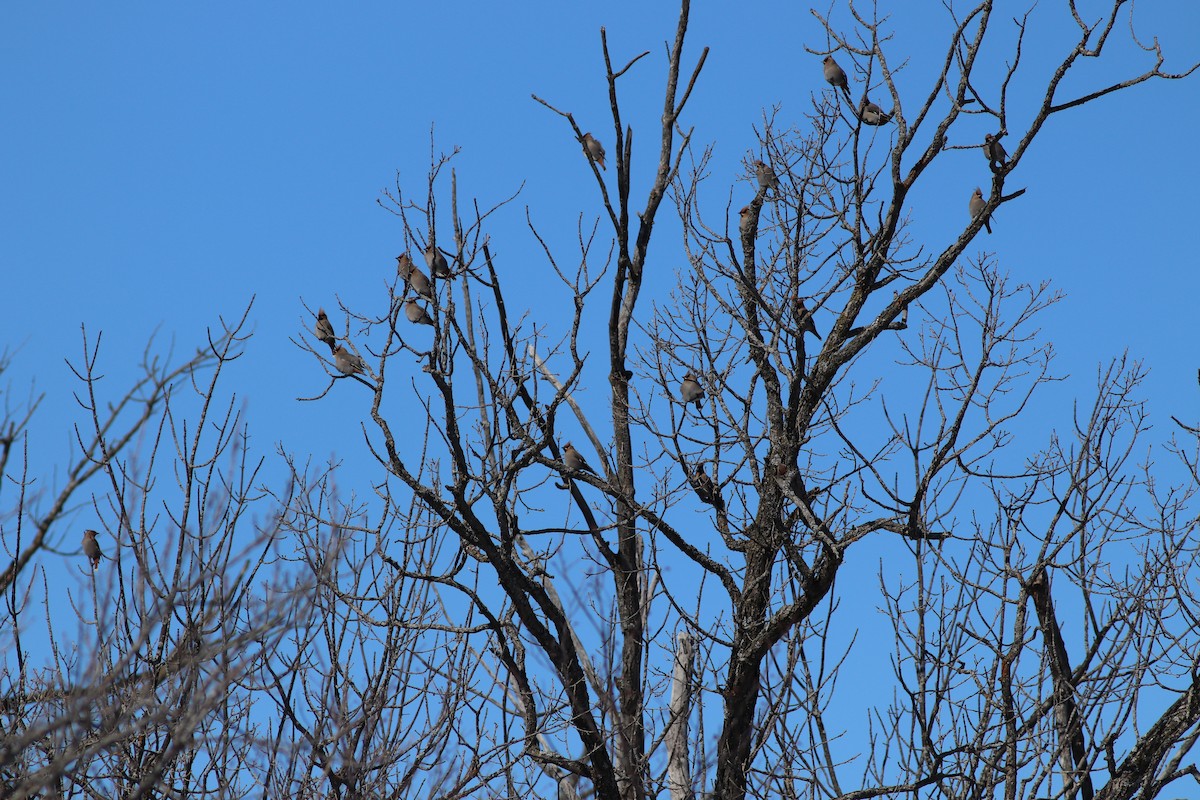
688;462;725;510
424;243;451;278
754;160;778;192
893;290;909;328
680;372;705;406
983;133;1008;173
396;252;414;278
405;298;435;326
398;255;433;300
823;55;852;102
738;205;754;236
581;132;606;170
795;297;821;339
334;346;367;376
562;442;598;475
858;96;893;126
314;308;336;352
82;529;103;569
969;187;992;234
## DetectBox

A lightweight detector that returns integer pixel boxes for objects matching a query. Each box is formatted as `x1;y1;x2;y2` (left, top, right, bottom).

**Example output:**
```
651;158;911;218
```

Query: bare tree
0;307;301;797
1;302;479;798
6;3;1200;799
291;3;1200;800
253;473;498;799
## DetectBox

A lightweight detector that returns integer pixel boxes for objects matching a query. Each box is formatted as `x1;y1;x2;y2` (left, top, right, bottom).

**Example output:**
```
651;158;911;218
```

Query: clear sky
4;2;1198;464
3;0;1199;762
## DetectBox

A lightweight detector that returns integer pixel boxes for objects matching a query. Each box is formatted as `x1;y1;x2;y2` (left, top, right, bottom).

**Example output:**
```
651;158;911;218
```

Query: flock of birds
537;56;1006;479
310;244;454;381
820;53;1009;231
744;56;1008;240
80;56;1011;570
299;55;1006;475
820;54;1008;233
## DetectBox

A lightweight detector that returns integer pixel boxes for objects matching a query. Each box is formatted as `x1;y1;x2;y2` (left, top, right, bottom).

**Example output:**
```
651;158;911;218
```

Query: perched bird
795;297;821;339
754;160;778;192
82;529;103;569
424;243;451;278
688;462;725;510
691;469;716;502
398;255;433;300
562;442;598;475
680;372;705;406
405;298;435;326
334;346;367;376
983;133;1008;173
858;96;893;126
823;55;852;102
738;205;754;236
969;187;992;234
314;308;337;352
581;132;606;170
893;291;909;328
396;252;414;278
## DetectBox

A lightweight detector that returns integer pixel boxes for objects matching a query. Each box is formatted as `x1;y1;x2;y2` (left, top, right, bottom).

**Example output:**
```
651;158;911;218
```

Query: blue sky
3;0;1200;773
4;2;1197;473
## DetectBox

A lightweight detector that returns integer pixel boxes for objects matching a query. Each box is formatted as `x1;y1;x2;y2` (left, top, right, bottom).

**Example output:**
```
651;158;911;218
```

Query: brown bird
334;346;367;376
680;372;705;406
687;461;725;510
823;55;852;102
398;255;433;300
314;308;336;352
424;243;451;278
405;298;435;326
795;297;821;339
969;187;992;234
691;469;716;502
738;205;754;236
581;132;606;170
82;529;103;569
563;442;598;475
983;133;1007;173
754;160;778;192
858;96;893;126
396;252;414;278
